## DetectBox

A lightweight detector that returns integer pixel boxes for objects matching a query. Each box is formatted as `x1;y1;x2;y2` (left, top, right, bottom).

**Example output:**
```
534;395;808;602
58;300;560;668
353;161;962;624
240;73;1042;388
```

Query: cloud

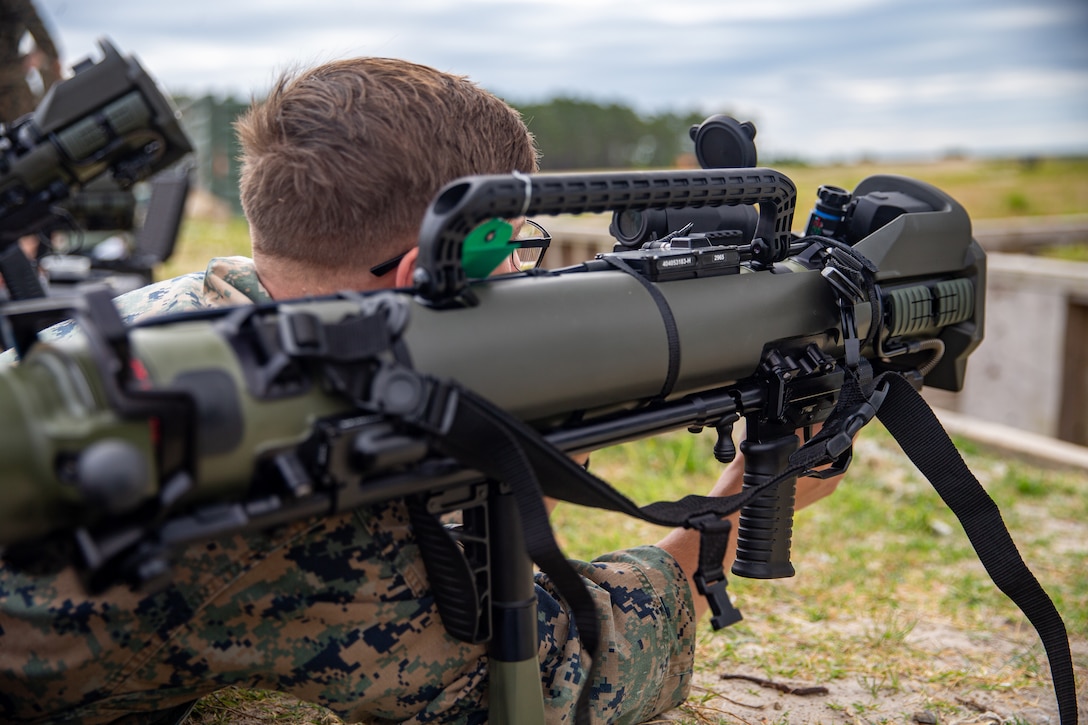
33;0;1088;159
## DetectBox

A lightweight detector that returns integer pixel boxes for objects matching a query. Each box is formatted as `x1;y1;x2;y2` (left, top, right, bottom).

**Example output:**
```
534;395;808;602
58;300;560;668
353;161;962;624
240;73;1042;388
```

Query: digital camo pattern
0;505;491;724
15;256;272;350
536;548;697;724
0;257;696;723
0;506;693;724
112;255;272;321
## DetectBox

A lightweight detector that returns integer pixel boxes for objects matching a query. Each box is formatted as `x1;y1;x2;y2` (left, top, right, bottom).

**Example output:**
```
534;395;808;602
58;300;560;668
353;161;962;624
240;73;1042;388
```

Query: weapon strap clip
688;512;743;629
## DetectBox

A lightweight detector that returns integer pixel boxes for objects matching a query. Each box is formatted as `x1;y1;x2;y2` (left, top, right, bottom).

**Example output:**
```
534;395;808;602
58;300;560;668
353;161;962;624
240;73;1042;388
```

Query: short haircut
235;57;538;269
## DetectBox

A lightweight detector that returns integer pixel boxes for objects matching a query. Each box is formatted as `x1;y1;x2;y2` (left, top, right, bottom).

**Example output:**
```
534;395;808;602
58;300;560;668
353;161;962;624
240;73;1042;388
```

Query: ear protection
461;218;517;278
393;217;517;288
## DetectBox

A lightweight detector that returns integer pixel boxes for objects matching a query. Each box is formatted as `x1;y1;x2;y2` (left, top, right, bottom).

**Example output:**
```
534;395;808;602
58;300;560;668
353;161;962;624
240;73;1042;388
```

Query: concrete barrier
974;214;1088;253
933;407;1088;471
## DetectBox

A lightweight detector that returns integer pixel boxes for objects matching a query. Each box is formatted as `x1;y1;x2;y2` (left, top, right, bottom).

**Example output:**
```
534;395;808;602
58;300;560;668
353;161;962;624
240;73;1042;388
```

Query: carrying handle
415;168;797;304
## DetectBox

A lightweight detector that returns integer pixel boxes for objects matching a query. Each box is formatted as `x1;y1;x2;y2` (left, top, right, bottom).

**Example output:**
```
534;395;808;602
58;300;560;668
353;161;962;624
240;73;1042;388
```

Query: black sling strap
873;373;1078;725
425;385;764;723
798;369;1079;725
433;370;1078;725
601;255;682;403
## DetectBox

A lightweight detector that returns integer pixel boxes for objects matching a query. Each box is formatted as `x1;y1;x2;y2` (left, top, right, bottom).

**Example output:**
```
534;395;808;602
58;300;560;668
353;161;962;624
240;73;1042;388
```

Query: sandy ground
660;616;1086;725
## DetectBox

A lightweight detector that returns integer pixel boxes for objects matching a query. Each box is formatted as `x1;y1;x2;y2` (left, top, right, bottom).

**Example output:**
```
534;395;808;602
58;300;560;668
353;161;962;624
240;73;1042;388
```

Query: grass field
779;156;1088;223
568;426;1088;724
167;157;1086;723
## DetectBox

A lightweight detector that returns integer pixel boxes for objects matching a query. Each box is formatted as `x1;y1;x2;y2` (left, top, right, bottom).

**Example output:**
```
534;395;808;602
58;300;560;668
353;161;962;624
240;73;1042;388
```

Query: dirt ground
661;615;1086;725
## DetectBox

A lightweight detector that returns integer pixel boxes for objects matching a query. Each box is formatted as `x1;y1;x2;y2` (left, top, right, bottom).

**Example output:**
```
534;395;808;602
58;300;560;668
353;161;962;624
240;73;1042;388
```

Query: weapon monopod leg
487;485;546;725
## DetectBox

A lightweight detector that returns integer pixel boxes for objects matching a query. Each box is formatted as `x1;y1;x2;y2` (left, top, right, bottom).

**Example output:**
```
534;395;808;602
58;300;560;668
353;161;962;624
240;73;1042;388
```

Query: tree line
507;97;709;170
176;95;733;213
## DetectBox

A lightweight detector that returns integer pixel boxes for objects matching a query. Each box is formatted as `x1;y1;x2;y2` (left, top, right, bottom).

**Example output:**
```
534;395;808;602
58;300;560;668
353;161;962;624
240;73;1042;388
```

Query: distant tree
510;97;707;170
640;110;708;167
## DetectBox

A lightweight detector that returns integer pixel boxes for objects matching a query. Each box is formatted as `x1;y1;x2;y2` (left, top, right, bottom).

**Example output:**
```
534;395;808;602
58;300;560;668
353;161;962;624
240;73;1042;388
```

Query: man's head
235;57;538;291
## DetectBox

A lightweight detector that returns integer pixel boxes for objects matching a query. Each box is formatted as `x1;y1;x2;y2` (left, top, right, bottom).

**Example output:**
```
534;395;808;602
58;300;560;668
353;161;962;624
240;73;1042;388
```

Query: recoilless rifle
0;40;1077;725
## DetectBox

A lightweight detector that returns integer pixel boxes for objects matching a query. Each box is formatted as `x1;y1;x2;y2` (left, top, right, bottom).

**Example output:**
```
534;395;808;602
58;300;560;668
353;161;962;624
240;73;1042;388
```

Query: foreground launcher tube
0;170;984;562
400;264;845;422
0;311;347;545
0;262;845;546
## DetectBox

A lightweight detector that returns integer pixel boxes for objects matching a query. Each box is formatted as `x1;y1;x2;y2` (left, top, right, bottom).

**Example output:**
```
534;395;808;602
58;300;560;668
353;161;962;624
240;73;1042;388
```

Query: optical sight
608;115;759;249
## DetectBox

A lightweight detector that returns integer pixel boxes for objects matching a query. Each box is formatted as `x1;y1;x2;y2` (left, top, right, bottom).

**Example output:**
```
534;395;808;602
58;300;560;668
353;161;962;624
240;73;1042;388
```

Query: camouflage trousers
0;500;695;724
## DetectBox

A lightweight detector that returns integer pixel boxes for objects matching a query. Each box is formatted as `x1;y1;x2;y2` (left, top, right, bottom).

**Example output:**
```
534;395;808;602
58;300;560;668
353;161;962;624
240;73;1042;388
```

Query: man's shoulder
2;257;265;362
115;256;266;325
203;256;267;305
16;272;210;351
112;272;210;325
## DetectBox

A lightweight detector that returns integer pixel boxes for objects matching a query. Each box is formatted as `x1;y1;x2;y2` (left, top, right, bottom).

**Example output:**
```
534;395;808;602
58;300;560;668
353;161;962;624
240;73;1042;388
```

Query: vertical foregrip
731;431;799;579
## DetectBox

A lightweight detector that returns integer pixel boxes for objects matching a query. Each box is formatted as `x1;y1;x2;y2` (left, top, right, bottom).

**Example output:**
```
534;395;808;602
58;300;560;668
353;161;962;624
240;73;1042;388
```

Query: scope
607;115;760;249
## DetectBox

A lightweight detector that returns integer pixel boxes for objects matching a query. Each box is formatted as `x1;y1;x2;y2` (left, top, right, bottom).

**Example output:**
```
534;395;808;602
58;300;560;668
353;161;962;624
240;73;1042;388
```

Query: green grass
1042;244;1088;262
190;687;340;724
777;156;1088;224
562;424;1088;639
583;425;1087;723
158;215;252;280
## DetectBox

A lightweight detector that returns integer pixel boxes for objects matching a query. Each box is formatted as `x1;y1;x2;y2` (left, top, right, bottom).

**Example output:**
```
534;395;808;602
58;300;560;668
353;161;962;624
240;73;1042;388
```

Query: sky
30;0;1088;162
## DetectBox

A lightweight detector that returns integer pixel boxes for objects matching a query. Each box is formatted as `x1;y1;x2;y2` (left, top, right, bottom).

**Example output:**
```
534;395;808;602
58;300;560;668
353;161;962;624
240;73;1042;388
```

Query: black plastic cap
689;115;758;169
817;185;852;209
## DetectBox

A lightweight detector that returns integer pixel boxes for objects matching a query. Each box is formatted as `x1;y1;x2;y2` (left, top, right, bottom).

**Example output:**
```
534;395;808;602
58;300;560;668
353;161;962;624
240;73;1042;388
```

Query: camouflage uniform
0;257;697;724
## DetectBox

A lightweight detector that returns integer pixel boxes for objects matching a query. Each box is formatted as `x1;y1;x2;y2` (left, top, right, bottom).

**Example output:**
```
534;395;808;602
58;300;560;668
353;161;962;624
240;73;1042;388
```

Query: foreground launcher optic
0;52;1075;724
0;38;192;301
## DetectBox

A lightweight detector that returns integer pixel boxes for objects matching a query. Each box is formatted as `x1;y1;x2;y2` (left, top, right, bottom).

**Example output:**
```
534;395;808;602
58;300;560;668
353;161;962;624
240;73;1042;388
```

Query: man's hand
655;423;847;623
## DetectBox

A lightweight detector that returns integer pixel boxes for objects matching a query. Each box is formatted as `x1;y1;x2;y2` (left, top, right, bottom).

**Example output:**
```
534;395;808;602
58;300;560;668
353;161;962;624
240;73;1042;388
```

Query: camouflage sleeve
108;256;269;324
0;272;211;353
1;507;694;725
111;272;210;324
0;256;268;363
0;503;493;724
535;545;697;723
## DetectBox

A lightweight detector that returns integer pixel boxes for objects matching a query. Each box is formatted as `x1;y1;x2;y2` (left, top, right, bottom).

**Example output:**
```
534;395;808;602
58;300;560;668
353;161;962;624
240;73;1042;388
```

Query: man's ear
395;247;420;288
